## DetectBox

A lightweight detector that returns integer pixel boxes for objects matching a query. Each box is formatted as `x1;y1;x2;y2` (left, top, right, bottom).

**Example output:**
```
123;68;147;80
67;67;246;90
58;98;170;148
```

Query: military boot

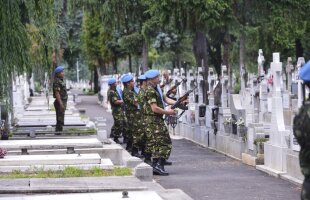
153;157;169;176
144;153;152;166
164;159;172;165
131;147;144;158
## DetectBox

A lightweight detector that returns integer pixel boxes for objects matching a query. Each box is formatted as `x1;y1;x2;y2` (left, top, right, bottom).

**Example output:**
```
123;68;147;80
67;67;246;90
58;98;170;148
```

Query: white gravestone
221;65;229;108
263;53;290;172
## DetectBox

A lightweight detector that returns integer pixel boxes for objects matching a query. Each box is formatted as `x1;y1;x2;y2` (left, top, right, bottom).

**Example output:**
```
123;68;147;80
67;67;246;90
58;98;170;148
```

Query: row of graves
0;74;192;199
143;51;303;185
88;51;303;189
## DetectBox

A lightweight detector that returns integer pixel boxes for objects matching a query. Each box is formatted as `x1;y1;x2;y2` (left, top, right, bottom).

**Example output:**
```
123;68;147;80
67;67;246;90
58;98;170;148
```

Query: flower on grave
223;117;232;125
235;117;245;127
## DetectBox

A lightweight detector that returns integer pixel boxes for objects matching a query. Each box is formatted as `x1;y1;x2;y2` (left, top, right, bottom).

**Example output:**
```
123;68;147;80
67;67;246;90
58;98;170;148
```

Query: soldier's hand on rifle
180;98;189;105
166;108;177;116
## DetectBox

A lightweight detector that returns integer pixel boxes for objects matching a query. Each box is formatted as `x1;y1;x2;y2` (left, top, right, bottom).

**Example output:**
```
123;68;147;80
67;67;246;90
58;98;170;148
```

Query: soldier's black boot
131;147;144;159
144;153;152;166
164;159;172;165
153;157;169;176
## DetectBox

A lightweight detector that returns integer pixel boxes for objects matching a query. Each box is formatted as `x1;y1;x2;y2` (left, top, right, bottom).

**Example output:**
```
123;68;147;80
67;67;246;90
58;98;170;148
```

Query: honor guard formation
107;69;191;176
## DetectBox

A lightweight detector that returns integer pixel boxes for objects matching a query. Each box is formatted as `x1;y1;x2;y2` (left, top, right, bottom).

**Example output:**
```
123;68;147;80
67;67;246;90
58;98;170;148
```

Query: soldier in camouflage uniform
107;78;124;144
53;66;68;133
135;75;151;163
294;60;310;200
122;74;143;158
144;69;177;176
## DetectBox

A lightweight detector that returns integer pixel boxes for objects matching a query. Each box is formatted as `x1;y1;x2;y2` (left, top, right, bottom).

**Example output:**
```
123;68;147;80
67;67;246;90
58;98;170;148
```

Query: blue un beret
299;60;310;82
138;75;146;80
145;70;159;79
108;78;116;85
54;66;65;73
121;74;133;83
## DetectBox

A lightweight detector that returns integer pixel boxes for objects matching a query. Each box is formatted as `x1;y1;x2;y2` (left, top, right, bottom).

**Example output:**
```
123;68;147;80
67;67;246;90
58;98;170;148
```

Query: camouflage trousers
111;111;124;138
133;114;147;150
126;113;141;148
145;117;172;159
54;99;67;132
302;177;310;200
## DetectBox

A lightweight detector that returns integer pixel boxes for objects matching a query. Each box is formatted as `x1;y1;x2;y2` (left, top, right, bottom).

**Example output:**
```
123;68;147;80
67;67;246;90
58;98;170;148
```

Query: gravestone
262;53;290;173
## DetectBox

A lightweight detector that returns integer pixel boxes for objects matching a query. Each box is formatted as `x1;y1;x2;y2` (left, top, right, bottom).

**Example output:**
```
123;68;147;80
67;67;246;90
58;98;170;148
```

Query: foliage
223;117;232;125
253;137;268;145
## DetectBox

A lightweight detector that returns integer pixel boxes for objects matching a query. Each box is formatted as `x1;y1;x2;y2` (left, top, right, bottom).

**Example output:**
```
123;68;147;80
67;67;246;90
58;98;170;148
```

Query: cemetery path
74;91;301;200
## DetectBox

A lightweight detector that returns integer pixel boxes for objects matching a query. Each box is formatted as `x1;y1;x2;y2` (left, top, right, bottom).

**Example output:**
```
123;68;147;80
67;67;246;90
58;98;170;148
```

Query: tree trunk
295;39;304;60
142;40;149;73
98;58;107;75
113;57;118;74
223;31;231;91
239;30;246;92
193;31;208;104
128;54;132;73
94;67;99;94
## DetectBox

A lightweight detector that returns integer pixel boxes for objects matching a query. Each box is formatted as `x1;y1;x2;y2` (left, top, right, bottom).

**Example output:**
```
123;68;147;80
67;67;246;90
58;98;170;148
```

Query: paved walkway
75;91;301;200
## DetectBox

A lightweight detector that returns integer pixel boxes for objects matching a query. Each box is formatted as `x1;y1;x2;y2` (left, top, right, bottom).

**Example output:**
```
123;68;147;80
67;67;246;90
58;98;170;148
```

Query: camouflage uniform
144;85;172;159
123;87;140;149
53;77;68;131
136;87;147;153
107;88;124;139
293;102;310;200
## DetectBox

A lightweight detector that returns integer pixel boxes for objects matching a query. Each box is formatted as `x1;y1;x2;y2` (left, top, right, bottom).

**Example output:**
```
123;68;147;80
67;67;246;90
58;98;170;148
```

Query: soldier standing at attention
293;60;310;200
53;66;68;133
144;69;177;176
136;75;151;164
107;78;123;144
122;74;143;158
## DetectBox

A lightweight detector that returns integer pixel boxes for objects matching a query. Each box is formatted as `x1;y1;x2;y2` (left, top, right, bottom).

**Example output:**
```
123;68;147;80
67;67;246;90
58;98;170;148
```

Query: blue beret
121;74;133;83
138;75;146;80
145;70;159;79
54;66;65;73
108;78;116;85
299;60;310;82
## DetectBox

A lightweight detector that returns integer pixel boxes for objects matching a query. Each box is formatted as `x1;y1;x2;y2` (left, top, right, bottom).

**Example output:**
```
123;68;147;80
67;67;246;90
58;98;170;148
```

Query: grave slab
0;138;103;150
0;191;163;200
0;154;101;166
0;158;113;172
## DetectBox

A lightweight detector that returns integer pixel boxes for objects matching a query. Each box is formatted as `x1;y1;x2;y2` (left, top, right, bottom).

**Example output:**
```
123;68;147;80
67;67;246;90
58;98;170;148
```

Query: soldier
53;66;68;133
122;74;143;158
293;60;310;200
144;69;177;176
107;78;123;144
136;75;151;164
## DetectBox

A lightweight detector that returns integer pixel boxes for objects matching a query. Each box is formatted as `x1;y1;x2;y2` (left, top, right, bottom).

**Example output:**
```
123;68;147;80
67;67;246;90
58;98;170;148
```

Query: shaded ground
74;91;300;200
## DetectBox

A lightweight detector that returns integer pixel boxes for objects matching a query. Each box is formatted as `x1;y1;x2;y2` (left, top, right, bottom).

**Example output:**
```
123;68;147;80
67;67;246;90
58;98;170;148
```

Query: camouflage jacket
293;102;310;177
107;88;123;115
143;84;164;123
137;88;146;108
123;87;138;118
53;77;68;100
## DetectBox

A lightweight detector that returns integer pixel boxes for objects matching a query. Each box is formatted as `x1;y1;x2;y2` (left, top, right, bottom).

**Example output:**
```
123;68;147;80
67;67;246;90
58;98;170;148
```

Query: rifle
166;78;187;99
167;86;197;128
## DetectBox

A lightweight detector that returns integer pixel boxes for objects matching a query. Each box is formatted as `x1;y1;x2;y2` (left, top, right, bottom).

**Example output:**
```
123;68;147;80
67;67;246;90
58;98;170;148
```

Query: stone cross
270;52;288;146
257;49;265;76
208;68;215;106
221;65;229;108
296;57;306;108
285;57;294;93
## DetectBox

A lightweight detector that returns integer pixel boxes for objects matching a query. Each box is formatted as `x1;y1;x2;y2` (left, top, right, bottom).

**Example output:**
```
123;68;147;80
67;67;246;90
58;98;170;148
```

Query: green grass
80;115;89;119
0;166;132;179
